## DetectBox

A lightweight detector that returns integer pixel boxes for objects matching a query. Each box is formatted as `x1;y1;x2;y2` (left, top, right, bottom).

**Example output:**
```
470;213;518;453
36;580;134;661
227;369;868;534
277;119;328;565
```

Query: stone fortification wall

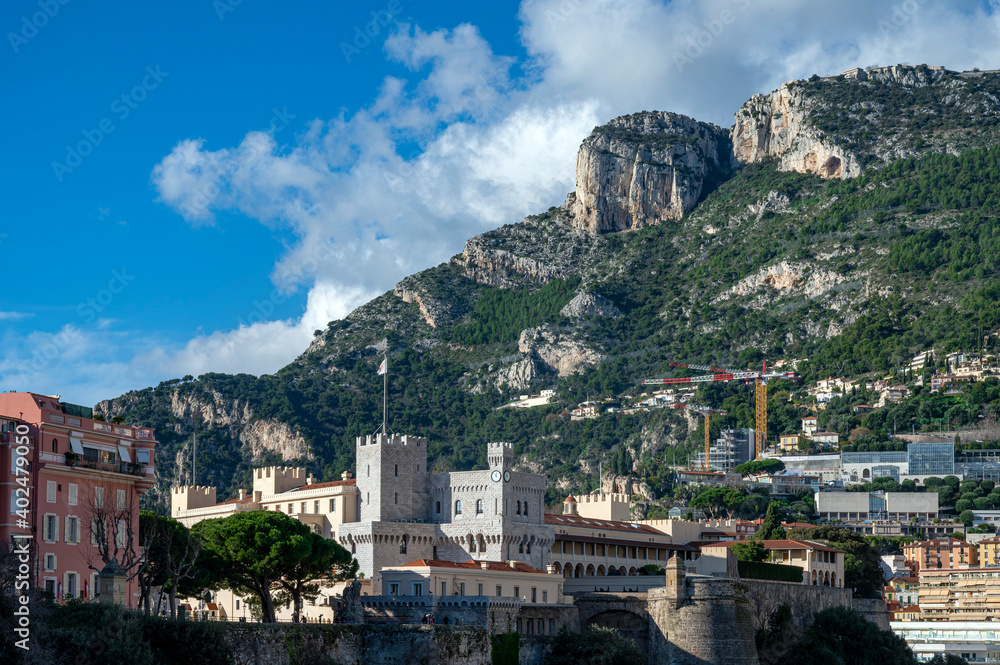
226;623;491;665
741;578;853;630
648;577;760;665
852;596;891;631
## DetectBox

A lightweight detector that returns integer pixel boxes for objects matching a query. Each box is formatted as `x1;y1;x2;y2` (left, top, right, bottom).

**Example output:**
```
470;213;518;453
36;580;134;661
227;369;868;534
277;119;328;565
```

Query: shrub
545;627;644;665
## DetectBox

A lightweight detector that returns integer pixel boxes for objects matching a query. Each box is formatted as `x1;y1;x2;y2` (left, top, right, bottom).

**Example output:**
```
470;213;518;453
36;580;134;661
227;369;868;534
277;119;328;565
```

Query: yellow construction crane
644;361;798;459
671;403;728;471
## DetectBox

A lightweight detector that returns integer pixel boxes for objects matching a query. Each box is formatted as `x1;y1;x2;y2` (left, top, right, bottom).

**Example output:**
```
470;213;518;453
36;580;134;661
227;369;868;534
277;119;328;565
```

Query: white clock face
503;470;511;482
491;470;502;482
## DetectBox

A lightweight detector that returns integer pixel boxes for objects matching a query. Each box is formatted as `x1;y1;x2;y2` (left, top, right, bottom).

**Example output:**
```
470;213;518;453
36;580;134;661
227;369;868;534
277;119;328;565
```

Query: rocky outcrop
471;357;539;394
571;111;732;233
715;261;859;310
732;83;862;179
518;326;604;376
560;292;623;319
166;390;311;460
394;276;451;328
453;211;609;288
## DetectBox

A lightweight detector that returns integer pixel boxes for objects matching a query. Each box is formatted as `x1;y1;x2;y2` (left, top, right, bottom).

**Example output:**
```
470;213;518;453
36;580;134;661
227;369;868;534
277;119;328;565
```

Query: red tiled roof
289;479;356;491
898;605;920;612
398;559;548;574
545;513;666;535
217;495;254;506
704;539;845;554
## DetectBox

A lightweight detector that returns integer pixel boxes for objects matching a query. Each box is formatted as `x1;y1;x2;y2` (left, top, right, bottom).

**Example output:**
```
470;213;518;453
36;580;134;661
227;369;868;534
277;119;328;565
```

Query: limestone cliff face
99;389;311;465
518;326;604;376
732;84;862;179
571;112;732;233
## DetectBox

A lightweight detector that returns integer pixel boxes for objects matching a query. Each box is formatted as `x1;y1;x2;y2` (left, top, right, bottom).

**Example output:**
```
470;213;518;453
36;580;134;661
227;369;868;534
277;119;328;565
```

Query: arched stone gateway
575;594;652;657
585;609;650;655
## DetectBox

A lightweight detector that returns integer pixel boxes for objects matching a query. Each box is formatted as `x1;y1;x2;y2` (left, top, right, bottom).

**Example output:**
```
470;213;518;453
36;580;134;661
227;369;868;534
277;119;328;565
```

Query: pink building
0;392;156;605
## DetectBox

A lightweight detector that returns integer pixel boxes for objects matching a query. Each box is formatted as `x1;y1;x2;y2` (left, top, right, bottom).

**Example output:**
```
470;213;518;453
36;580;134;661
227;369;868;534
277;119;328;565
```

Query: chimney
481;562;490;570
342;471;353;481
546;564;557;575
253;491;262;503
238;489;246;500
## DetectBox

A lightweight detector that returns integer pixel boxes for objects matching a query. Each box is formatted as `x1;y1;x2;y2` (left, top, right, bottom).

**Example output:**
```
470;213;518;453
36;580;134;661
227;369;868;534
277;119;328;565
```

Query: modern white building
814;490;938;521
893;621;1000;663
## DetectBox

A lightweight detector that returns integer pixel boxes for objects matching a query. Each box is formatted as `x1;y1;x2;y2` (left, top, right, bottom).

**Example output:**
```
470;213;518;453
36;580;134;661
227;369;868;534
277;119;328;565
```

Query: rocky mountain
100;65;1000;513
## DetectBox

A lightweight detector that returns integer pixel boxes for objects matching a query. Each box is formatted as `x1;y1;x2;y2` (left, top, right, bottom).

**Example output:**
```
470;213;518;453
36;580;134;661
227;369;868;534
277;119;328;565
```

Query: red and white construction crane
643;361;799;458
669;403;727;472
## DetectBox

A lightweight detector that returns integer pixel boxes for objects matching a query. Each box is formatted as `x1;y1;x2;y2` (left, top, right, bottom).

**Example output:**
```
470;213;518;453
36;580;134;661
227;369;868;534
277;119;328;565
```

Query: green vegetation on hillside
448;276;580;345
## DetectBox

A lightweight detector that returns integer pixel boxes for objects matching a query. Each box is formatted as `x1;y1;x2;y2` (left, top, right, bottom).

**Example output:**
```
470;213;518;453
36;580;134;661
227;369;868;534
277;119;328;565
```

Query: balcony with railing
64;452;147;477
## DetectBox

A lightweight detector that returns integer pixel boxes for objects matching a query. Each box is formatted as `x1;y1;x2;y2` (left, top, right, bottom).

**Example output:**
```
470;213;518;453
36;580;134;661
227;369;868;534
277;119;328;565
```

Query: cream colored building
979;536;1000;568
919;568;1000;621
171;466;359;538
380;559;566;605
707;539;845;587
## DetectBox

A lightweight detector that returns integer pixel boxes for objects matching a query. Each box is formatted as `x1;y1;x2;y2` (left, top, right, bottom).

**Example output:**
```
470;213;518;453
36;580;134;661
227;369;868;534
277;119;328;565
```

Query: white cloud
0;311;33;321
14;0;1000;403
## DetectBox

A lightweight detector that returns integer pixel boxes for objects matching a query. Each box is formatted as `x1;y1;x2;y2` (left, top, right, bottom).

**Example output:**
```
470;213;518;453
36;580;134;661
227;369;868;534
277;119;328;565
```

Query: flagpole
383;354;388;435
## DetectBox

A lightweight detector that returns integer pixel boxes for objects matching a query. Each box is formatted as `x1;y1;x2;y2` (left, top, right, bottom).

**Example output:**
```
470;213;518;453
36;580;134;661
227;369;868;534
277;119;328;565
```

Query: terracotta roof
288;479;356;491
565;496;577;503
217;495;254;506
398;559;548;574
905;537;968;548
544;513;667;535
704;539;845;554
898;605;920;612
205;603;219;611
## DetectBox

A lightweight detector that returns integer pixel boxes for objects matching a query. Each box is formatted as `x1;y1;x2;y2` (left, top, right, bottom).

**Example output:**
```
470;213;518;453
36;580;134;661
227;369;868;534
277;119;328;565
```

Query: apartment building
977;535;1000;568
918;568;1000;621
905;537;979;574
0;393;156;606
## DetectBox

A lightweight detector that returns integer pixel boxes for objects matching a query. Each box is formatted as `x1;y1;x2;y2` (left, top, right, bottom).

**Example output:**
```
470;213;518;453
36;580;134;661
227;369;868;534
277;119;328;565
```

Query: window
455;500;463;515
288;504;293;513
65;516;79;544
65;573;77;599
476;499;484;514
389;583;399;595
496;585;502;596
367;464;370;477
516;501;521;515
115;520;126;548
94;487;104;508
329;499;336;512
400;539;407;554
542;591;548;603
44;554;56;571
52;438;58;453
459;582;465;595
531;587;537;603
100;450;116;465
44;579;55;596
394;464;398;477
412;583;423;596
436;501;441;514
441;581;447;596
44;515;59;542
513;586;519;599
524;502;528;517
68;484;78;506
135;450;150;464
394;492;398;505
314;500;319;513
301;502;306;514
477;583;483;596
9;489;19;515
47;481;56;503
117;489;126;510
90;519;103;546
236;599;240;610
82;447;99;463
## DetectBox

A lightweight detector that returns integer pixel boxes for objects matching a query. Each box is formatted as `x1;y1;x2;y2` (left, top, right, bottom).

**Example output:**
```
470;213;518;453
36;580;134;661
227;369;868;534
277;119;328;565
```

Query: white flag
377;358;387;375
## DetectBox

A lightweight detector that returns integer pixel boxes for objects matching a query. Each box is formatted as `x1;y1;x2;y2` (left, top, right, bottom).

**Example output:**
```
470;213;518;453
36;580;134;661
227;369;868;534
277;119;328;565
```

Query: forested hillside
100;66;1000;514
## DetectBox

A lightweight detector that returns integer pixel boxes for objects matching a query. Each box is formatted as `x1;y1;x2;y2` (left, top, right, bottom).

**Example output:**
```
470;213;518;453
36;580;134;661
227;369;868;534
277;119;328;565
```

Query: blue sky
2;0;999;406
